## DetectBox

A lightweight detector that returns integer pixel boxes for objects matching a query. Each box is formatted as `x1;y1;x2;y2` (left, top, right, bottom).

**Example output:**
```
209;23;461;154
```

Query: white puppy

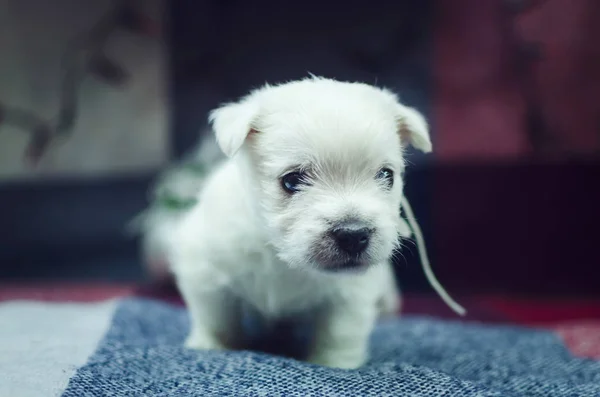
142;77;464;369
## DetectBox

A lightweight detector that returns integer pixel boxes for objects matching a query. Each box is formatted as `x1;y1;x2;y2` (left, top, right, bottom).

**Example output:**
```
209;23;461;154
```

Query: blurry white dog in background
133;77;464;369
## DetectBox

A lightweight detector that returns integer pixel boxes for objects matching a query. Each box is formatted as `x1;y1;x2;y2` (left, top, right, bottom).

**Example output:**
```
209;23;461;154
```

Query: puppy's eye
281;171;308;194
376;168;394;189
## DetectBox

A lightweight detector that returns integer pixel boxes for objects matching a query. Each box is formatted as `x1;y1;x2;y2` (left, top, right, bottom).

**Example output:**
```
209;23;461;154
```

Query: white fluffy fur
143;77;432;369
129;132;224;281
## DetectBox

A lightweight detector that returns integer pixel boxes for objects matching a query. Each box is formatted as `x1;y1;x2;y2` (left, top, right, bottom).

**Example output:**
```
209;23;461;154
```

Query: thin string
401;195;467;316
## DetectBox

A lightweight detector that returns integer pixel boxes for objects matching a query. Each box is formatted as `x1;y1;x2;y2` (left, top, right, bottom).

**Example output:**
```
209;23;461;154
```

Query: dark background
1;0;599;297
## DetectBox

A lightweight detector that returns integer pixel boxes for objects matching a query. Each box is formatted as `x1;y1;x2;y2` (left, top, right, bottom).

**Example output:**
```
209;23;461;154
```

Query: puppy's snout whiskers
391;242;409;268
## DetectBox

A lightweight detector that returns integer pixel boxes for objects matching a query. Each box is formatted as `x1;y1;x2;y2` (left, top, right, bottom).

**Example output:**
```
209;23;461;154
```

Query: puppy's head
209;77;431;272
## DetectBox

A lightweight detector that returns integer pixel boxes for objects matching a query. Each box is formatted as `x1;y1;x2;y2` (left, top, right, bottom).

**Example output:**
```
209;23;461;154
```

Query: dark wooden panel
427;160;600;296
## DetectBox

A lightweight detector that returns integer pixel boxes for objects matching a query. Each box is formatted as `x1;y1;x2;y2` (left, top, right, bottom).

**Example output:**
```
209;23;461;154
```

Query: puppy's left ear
208;100;259;158
396;104;432;153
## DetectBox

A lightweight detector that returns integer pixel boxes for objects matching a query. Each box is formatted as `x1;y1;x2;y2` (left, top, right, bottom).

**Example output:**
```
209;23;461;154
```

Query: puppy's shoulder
198;159;245;208
173;159;263;260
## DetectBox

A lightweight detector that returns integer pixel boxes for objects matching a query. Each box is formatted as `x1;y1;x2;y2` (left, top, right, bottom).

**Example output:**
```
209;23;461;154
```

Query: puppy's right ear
208;100;259;158
396;103;432;153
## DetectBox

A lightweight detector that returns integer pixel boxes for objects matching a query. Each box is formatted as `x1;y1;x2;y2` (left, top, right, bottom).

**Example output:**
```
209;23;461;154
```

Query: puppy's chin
317;259;369;274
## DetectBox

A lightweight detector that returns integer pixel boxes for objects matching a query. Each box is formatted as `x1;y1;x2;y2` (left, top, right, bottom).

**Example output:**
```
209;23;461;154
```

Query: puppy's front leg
176;273;242;351
308;300;378;369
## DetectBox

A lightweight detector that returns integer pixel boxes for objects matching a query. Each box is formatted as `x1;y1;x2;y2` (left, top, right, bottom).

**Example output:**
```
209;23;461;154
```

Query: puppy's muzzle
330;221;373;256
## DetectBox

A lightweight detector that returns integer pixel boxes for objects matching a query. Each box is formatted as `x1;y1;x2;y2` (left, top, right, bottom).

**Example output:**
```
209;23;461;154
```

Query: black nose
332;224;372;256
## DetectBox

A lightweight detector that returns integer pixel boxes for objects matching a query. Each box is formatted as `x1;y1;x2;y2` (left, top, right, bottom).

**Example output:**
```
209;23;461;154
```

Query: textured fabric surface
60;298;600;397
0;300;119;397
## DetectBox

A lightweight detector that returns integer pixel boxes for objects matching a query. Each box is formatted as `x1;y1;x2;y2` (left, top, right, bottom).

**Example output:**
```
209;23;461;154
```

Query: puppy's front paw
307;349;367;369
184;331;228;351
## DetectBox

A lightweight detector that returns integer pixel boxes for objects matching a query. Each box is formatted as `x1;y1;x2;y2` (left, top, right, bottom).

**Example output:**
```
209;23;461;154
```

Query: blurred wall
434;0;600;160
0;0;168;180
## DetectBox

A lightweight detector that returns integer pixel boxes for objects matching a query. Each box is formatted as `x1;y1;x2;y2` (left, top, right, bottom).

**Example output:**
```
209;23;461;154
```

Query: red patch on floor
554;321;600;360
